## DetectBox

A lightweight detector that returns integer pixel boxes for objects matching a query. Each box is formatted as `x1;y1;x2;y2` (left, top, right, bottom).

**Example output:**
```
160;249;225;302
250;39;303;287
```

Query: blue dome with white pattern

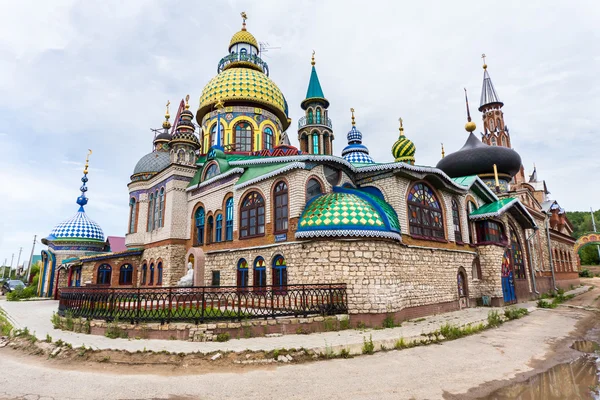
47;208;105;242
347;126;362;143
342;124;374;164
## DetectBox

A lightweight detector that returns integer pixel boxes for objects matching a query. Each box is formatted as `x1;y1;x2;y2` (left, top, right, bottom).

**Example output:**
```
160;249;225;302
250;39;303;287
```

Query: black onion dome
154;130;171;142
436;133;521;178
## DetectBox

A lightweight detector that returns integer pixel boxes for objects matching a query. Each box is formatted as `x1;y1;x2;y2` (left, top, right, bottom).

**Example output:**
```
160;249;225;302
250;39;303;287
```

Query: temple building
39;16;578;321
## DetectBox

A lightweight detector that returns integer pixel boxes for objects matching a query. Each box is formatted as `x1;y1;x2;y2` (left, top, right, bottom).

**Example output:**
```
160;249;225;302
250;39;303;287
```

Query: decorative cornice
185;168;245;192
296;229;401;241
234;162;306;190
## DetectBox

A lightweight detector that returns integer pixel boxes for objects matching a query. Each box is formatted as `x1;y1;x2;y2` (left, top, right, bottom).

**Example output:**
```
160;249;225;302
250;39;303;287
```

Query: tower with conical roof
298;52;334;155
170;95;200;166
479;54;511;149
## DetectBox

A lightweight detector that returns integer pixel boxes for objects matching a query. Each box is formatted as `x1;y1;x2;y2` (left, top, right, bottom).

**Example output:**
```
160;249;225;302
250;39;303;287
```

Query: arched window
147;193;154;232
97;264;112;285
457;270;467;298
476;220;505;244
177;149;185;162
195;207;205;245
240;192;265;238
157;188;165;228
491;137;497;146
225;198;234;241
210;123;224;147
253;257;266;288
452;199;462;243
472;257;482;280
119;264;133;285
204;163;220;181
501;136;507;147
489;119;495;131
263;127;274;150
307;109;314;124
157;262;163;285
235;121;253;152
467;200;478;243
149;263;155;285
215;214;223;243
510;229;526;279
568;252;573;272
153;190;160;230
316;108;322;124
272;255;287;289
306;178;323;201
407;183;445;240
141;264;147;285
312;132;319;154
274;181;288;233
128;198;137;234
207;216;214;244
237;259;249;288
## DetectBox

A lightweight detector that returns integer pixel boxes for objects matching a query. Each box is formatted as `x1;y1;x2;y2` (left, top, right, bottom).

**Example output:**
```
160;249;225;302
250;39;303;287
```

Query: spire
162;100;171;129
76;150;92;211
529;163;538;182
305;58;325;99
240;11;247;31
441;143;445;158
213;98;225;151
479;54;503;110
464;88;476;133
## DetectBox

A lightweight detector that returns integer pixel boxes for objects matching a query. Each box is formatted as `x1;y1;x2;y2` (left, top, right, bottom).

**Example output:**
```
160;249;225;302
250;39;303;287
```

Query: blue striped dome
347;126;362;143
48;209;105;242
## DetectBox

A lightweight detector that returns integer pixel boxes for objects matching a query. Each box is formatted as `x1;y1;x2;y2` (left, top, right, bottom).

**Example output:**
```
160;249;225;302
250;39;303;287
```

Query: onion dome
296;186;401;241
342;109;374;164
196;14;290;131
171;95;200;149
46;151;105;243
391;118;415;165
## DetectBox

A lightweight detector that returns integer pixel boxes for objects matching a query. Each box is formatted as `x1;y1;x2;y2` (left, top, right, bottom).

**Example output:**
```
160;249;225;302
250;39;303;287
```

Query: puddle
479;357;600;400
573;341;600;353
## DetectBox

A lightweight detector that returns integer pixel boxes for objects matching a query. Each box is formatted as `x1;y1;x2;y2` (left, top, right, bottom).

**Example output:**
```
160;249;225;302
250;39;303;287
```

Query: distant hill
567;209;600;265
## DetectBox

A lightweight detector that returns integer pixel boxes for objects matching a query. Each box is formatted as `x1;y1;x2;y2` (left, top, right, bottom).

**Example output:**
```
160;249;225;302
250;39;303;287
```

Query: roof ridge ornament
350;108;356;126
398;117;404;137
241;11;248;31
76;149;92;209
311;50;315;66
464;88;476;133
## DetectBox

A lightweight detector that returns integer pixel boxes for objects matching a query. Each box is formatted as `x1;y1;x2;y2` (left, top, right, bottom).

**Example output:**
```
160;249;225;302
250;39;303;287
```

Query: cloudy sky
0;0;598;267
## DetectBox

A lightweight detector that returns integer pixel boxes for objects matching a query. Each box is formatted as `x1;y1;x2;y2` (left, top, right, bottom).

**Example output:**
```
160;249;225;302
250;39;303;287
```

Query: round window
323;166;340;186
306;178;323;201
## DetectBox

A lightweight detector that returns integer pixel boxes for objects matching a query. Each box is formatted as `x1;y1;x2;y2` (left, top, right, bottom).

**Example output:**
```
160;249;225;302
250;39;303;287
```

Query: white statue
177;261;194;287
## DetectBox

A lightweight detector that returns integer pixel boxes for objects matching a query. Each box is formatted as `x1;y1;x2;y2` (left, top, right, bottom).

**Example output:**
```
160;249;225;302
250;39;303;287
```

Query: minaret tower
170;95;200;166
479;54;511;148
298;51;334;155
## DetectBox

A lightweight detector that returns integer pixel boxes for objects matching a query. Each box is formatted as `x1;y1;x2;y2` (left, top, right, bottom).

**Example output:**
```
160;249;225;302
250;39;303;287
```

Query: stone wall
141;244;187;286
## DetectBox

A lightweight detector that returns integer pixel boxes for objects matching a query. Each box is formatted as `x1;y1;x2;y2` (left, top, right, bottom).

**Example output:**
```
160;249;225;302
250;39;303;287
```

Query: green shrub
45;334;52;343
504;308;529;320
64;311;74;331
439;323;465;340
382;314;396;329
556;288;565;296
7;286;37;301
395;337;408;350
487;310;503;327
580;269;593;278
537;299;557;309
216;332;230;342
51;313;62;329
362;335;374;354
339;318;350;330
105;319;128;339
339;348;351;358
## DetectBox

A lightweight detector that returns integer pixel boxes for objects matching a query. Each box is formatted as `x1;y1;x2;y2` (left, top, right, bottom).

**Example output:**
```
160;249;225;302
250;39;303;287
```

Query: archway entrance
184;248;205;287
501;249;516;304
574;233;600;266
457;268;468;309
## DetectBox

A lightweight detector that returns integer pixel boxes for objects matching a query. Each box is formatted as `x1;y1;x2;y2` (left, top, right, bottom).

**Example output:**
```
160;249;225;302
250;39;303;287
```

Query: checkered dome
48;209;105;242
343;149;375;164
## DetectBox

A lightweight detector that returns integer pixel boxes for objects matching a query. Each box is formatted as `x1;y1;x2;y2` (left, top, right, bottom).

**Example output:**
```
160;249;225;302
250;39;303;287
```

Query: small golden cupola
391;118;416;165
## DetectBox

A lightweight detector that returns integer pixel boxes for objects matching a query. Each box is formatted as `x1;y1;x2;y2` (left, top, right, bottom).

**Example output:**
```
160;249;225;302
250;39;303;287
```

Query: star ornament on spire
350;108;356;126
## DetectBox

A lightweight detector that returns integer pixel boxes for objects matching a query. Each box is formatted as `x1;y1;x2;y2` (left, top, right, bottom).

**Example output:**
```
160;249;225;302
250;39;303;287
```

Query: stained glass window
157;262;163;285
452;199;462;243
215;214;223;243
240;192;265;238
407;183;445;240
467;201;477;243
195;207;205;245
235;122;252;152
129;198;137;234
253;257;266;288
475;220;505;244
510;229;526;279
263;127;274;150
97;264;111;285
147;193;154;232
272;255;287;289
306;178;323;201
324;166;340;186
119;264;133;285
312;133;319;154
274;181;288;233
157;188;165;228
237;258;249;288
225;198;233;241
457;271;466;297
204;163;219;181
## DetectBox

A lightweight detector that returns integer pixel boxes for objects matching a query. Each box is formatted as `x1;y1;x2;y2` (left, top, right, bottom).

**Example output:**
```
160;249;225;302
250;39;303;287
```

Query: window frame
141;264;147;285
406;182;446;241
234;121;253;152
239;191;265;239
149;263;155;286
306;177;324;202
97;264;112;285
237;258;249;288
263;126;274;150
157;188;165;228
475;220;507;245
273;181;289;234
147;193;154;232
253;257;266;289
272;255;288;292
119;264;133;286
203;162;220;181
157;262;163;286
128;198;137;234
215;213;223;243
207;215;214;244
225;197;234;241
195;206;205;245
452;198;463;244
510;228;526;279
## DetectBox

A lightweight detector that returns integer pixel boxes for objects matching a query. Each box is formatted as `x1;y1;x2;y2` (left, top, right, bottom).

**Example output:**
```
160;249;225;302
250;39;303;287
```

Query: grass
362;335;374;355
105;319;128;339
0;308;13;336
382;314;400;329
504;308;529;320
537;293;575;309
215;332;230;342
487;310;503;327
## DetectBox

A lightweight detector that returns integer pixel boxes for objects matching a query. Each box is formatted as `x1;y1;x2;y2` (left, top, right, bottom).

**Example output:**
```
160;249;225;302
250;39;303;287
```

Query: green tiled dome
296;187;401;241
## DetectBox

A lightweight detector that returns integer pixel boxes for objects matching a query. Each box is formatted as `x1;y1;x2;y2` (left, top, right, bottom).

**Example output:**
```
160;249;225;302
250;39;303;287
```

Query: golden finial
398;117;404;137
215;98;225;110
464;88;476;132
311;50;315;66
481;53;487;70
185;94;190;110
350;108;356;126
441;143;445;158
165;100;171;119
84;149;92;175
241;11;247;30
493;163;500;192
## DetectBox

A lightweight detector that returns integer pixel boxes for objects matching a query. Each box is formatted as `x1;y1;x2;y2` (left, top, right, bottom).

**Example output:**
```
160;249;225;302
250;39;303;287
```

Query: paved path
1;296;541;355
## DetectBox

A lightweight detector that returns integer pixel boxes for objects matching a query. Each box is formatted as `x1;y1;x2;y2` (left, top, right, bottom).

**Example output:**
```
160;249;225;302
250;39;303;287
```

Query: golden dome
229;29;258;50
465;121;476;132
197;67;290;130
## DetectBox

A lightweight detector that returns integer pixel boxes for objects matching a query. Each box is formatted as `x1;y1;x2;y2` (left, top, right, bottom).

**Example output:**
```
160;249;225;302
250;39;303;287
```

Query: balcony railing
298;116;333;129
58;283;348;324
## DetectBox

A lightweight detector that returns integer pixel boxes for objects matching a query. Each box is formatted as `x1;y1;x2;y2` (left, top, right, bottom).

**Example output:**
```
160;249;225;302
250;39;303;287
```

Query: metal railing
297;116;333;129
57;283;348;324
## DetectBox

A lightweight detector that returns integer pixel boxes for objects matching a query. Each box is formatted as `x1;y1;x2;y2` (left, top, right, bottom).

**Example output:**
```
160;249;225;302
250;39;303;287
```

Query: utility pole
16;247;22;277
25;235;37;283
8;253;14;279
592;208;600;263
1;258;6;279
